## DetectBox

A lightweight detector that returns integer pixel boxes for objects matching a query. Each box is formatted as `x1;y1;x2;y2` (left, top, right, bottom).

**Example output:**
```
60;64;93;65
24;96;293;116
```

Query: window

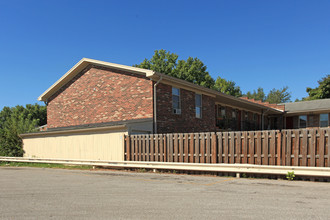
195;94;202;118
320;114;329;127
253;113;257;122
232;110;237;119
172;87;181;114
299;115;307;128
217;105;226;118
245;112;248;121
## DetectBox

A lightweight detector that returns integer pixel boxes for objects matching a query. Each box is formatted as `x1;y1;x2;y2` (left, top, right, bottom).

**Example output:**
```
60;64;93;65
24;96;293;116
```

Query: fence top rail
125;128;329;138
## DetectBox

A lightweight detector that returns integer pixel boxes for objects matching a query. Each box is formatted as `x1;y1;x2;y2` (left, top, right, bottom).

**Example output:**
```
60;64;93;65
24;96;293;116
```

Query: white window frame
172;87;181;114
195;93;202;118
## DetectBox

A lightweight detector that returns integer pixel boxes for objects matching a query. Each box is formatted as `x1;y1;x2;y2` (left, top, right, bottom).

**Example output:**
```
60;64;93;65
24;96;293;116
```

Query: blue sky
0;0;329;110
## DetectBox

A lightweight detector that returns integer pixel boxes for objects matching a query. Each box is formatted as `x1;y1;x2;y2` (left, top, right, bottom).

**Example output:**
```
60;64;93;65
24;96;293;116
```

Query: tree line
135;49;329;103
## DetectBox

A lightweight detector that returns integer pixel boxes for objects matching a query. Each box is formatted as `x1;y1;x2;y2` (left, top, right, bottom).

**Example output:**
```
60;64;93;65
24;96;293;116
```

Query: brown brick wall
47;65;153;128
156;83;216;133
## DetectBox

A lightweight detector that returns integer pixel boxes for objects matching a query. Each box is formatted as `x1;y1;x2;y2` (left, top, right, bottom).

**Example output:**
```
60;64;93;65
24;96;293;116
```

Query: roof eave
147;72;283;114
38;58;154;102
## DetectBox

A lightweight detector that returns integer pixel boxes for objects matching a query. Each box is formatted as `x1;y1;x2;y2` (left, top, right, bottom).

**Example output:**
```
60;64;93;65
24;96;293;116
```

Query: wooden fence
124;128;330;167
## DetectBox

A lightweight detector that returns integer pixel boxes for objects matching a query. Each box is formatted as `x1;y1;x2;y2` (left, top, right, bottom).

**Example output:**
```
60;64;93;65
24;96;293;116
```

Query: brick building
21;58;329;161
38;58;285;134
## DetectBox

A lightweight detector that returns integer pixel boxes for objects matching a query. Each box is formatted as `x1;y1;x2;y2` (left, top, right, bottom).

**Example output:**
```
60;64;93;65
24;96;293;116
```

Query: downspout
153;76;163;134
262;109;270;130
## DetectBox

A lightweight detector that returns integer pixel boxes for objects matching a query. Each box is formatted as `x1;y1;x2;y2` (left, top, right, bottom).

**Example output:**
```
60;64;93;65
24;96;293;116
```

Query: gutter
153;75;163;134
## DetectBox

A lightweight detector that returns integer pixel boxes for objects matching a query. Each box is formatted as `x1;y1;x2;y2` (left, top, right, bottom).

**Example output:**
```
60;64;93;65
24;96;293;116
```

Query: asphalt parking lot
0;167;329;220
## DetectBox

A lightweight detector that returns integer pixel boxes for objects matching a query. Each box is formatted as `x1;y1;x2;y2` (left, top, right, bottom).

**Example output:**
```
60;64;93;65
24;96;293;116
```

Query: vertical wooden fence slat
263;132;269;165
217;133;223;163
256;132;262;165
179;134;184;162
184;134;189;163
281;131;286;166
195;133;200;163
125;136;130;161
269;130;275;165
310;129;316;167
163;134;166;162
286;131;291;166
206;133;211;163
224;132;229;163
243;132;248;164
189;133;194;163
134;136;138;161
276;132;281;165
230;132;235;164
237;132;242;163
174;133;178;162
155;135;159;162
146;135;150;161
138;135;142;161
150;135;154;161
249;132;255;164
200;133;205;163
319;129;325;167
142;135;145;161
211;133;217;163
301;129;308;166
159;134;164;162
294;130;299;166
168;134;174;162
131;136;134;161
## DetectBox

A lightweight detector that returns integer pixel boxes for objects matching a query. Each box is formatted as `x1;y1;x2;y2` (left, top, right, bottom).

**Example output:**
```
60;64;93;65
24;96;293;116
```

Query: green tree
266;86;291;103
0;104;46;157
134;49;178;77
214;76;242;97
245;87;266;101
304;75;330;100
135;49;215;88
174;57;215;88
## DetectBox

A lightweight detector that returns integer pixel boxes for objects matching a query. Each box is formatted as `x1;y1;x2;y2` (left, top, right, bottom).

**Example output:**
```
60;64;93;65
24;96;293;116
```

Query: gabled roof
38;58;283;114
283;99;330;113
38;58;155;101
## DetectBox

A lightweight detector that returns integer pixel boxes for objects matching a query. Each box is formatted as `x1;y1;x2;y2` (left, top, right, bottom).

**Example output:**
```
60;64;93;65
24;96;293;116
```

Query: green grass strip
0;161;94;170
